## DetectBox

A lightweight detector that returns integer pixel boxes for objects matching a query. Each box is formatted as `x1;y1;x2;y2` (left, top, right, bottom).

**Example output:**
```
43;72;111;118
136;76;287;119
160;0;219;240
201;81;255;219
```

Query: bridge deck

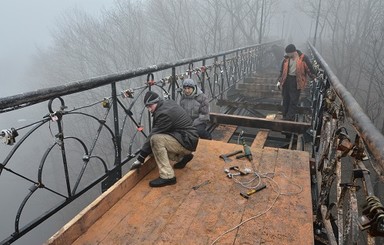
63;138;313;245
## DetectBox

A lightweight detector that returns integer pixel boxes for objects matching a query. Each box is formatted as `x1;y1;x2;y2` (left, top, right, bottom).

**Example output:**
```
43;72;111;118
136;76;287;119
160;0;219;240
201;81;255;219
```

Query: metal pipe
309;42;384;176
0;41;279;113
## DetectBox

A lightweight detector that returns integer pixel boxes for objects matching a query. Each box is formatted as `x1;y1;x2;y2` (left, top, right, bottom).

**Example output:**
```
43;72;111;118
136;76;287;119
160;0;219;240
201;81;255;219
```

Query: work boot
149;177;176;187
174;154;193;169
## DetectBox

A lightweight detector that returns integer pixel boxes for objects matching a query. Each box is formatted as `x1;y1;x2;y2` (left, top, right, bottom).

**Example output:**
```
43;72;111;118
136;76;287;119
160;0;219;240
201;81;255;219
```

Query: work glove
130;154;145;170
276;81;281;90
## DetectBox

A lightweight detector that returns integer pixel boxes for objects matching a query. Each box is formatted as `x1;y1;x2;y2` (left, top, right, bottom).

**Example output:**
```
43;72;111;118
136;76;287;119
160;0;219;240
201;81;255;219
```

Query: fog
0;0;315;98
0;0;115;97
2;0;383;244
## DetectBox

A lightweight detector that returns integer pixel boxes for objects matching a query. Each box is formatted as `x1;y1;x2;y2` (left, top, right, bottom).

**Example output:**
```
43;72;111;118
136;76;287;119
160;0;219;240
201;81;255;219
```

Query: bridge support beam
210;113;311;134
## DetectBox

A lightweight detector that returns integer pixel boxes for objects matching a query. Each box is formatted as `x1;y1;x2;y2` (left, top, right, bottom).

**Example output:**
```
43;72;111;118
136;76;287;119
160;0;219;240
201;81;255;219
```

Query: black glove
137;153;145;163
130;153;145;170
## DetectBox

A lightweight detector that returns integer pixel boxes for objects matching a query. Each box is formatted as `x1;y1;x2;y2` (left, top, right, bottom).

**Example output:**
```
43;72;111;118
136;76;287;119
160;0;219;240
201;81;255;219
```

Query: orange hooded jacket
280;51;315;90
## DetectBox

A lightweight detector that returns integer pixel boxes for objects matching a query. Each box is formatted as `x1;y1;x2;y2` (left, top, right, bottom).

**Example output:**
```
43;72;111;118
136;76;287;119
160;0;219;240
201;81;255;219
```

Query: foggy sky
0;0;115;97
0;0;313;98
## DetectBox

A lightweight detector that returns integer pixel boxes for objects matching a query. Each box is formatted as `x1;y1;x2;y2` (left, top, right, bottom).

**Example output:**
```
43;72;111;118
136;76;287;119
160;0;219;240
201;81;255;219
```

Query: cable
210;169;303;245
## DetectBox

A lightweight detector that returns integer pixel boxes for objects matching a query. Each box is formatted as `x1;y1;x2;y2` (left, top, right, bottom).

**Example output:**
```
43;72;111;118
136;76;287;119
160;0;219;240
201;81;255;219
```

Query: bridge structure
0;41;383;244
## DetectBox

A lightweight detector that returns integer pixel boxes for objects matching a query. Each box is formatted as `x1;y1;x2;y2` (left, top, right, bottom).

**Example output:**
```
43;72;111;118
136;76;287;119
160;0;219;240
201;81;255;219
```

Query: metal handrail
309;42;384;243
309;42;384;176
0;41;277;113
0;41;280;244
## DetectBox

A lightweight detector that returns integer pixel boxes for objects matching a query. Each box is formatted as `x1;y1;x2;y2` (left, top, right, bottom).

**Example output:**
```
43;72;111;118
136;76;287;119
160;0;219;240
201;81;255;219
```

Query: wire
210;169;303;245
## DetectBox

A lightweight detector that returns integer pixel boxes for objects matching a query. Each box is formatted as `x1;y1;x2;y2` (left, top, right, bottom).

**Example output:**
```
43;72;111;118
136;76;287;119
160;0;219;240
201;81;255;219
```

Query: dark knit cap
285;44;296;53
143;91;160;106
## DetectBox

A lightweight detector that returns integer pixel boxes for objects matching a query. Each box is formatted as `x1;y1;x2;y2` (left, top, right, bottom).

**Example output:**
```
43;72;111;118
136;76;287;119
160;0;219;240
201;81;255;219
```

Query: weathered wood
55;140;313;245
211;124;238;142
251;114;276;149
45;159;156;245
216;100;311;114
210;113;311;134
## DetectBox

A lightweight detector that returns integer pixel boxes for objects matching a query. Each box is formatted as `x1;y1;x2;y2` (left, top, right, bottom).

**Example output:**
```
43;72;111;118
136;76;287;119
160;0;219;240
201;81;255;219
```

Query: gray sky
0;0;314;98
0;0;115;97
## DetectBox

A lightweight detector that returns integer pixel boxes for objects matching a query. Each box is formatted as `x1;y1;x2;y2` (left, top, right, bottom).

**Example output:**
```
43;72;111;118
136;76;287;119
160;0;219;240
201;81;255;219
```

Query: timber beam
217;99;311;114
210;113;311;134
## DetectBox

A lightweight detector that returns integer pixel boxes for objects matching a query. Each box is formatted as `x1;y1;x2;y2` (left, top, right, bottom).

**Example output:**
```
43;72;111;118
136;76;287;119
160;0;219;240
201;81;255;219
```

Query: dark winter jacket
180;79;210;127
139;99;199;159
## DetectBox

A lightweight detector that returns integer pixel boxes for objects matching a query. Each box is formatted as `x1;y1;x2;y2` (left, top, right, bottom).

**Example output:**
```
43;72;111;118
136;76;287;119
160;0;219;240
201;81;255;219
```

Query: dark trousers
196;124;212;140
282;75;300;121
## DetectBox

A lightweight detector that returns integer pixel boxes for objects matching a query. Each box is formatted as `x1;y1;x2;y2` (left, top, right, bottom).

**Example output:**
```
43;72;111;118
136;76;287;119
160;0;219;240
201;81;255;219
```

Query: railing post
201;60;206;93
171;67;176;100
214;56;218;98
235;51;239;82
220;56;225;100
223;55;229;88
108;83;122;187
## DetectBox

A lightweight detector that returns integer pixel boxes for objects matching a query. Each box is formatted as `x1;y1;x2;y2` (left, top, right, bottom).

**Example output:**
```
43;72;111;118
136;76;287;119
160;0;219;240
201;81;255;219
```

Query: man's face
146;103;157;113
183;86;194;96
286;52;295;59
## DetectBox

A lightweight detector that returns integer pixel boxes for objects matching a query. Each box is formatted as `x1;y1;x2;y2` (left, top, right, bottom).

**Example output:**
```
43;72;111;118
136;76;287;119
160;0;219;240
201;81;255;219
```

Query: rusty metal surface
309;43;384;176
210;112;311;134
217;99;311;114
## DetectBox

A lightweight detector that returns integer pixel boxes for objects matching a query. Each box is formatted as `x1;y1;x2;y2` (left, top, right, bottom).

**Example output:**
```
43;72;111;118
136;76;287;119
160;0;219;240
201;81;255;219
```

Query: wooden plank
291;150;314;244
46;159;156;245
251;114;276;149
234;147;279;244
59;140;314;245
211;124;237;142
257;148;295;244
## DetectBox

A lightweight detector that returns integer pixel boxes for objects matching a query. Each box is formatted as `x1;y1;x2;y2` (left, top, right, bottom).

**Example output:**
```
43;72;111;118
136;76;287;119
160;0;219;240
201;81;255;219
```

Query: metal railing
0;41;280;244
309;43;384;244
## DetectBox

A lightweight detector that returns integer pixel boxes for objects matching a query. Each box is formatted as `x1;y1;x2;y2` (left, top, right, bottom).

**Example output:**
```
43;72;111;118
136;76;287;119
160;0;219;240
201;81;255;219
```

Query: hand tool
224;166;249;178
225;171;241;179
192;180;211;190
229;166;247;175
237;131;253;161
240;183;267;199
219;150;243;163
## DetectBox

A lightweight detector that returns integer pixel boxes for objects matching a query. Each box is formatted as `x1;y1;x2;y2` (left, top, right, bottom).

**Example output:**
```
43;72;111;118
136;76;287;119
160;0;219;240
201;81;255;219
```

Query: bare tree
299;0;384;130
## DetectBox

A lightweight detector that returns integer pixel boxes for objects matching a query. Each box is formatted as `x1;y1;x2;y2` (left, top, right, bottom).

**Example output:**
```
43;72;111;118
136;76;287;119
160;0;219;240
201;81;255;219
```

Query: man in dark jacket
132;91;199;187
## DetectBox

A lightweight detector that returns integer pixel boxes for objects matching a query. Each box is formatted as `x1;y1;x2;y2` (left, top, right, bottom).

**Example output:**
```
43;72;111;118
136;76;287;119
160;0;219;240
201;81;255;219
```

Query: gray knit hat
182;78;196;88
143;91;160;106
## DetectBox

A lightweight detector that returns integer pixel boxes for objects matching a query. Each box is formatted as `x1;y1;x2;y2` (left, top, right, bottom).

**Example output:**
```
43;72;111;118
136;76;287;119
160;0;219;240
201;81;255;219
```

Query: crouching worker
131;91;199;187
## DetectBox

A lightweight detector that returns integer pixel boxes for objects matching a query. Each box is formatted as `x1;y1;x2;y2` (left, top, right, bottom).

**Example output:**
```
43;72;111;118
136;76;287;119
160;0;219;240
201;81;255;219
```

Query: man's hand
131;159;143;170
276;81;281;90
130;153;145;170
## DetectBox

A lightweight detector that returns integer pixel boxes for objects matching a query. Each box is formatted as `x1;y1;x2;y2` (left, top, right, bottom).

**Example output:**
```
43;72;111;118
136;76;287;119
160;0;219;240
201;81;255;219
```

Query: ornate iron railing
309;43;384;244
0;41;280;244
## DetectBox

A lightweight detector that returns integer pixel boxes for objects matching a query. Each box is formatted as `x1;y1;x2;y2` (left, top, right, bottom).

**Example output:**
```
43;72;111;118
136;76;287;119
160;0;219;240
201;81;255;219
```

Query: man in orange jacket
277;44;316;121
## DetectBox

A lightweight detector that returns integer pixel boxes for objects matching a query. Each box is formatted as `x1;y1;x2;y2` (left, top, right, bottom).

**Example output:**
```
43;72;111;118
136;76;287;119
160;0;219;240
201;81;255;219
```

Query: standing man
131;91;199;187
277;44;316;121
180;78;212;140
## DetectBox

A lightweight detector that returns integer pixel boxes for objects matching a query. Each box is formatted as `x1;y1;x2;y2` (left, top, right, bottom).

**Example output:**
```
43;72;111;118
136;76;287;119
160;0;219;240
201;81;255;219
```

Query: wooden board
211;124;237;142
50;139;313;245
251;114;276;149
